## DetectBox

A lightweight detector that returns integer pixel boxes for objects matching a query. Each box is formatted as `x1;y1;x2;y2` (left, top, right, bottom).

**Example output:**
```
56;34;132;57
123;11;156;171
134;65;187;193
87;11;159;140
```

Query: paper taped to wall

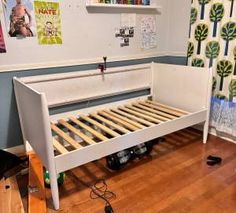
140;15;157;50
121;13;136;28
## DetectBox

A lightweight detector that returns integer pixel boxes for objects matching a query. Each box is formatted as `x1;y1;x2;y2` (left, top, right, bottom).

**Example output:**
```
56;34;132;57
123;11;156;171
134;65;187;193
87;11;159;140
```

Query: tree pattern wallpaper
188;0;236;137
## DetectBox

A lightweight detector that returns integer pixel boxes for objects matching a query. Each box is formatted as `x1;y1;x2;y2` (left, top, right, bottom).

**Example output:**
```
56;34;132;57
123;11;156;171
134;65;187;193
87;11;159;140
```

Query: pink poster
0;20;6;53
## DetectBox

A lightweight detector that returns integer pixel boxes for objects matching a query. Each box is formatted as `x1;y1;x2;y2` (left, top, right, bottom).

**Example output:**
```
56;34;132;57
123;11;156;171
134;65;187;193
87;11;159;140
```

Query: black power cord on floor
90;179;115;213
69;171;116;213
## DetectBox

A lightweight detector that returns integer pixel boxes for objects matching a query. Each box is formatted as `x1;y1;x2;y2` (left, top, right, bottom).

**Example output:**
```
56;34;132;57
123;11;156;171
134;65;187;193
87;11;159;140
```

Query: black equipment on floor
106;141;155;171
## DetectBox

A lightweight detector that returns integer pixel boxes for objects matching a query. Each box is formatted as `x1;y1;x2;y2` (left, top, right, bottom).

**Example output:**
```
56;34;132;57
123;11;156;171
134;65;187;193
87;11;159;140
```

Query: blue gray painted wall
0;56;186;149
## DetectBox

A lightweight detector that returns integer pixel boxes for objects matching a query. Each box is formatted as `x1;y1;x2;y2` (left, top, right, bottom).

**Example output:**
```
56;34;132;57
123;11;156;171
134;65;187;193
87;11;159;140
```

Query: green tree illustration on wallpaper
229;0;235;17
198;0;211;20
187;42;194;63
229;79;236;101
195;24;209;54
209;3;224;37
217;60;233;91
212;76;217;92
234;46;236;75
215;94;228;100
192;58;205;67
189;7;198;38
221;22;236;56
205;41;220;67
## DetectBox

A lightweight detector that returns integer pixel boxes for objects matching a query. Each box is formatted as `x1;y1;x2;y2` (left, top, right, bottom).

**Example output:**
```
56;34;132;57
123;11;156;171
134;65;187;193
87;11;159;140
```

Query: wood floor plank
43;130;236;213
28;152;46;213
80;115;120;137
51;123;82;149
0;177;25;213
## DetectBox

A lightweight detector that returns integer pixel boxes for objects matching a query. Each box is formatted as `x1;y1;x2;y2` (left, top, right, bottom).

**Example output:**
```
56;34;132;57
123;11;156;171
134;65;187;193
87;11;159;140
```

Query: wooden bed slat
90;113;130;134
143;101;184;117
111;108;154;127
98;111;139;131
127;104;171;121
53;138;69;154
69;117;108;141
104;110;145;129
51;123;82;149
146;100;189;115
59;119;97;145
80;115;120;137
119;106;162;124
127;105;171;122
136;102;178;119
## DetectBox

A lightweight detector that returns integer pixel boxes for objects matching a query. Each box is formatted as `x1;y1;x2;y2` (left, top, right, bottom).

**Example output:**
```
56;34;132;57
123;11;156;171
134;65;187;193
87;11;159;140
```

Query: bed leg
50;170;60;210
203;120;209;144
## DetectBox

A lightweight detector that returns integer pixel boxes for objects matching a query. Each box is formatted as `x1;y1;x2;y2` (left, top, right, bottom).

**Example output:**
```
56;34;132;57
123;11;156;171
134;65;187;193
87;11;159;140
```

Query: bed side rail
13;78;54;169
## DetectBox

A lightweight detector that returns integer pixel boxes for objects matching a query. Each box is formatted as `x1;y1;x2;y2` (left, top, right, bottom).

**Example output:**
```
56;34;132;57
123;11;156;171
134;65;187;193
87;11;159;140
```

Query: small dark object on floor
157;137;166;143
105;204;114;213
0;150;25;180
207;155;222;166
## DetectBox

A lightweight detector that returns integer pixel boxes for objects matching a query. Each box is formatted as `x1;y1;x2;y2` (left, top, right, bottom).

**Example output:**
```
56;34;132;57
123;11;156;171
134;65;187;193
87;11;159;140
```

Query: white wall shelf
86;2;161;10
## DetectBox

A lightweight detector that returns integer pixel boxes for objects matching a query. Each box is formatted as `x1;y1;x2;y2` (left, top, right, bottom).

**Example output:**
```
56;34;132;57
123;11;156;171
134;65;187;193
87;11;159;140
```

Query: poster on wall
2;0;36;37
34;1;62;45
0;20;6;53
140;15;157;50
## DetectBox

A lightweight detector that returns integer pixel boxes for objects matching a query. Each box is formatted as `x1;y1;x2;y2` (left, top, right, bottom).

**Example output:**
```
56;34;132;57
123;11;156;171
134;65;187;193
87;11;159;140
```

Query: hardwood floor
46;128;236;213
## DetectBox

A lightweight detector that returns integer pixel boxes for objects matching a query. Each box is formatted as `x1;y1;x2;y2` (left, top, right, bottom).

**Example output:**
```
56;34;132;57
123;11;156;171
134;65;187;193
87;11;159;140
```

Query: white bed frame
13;63;212;210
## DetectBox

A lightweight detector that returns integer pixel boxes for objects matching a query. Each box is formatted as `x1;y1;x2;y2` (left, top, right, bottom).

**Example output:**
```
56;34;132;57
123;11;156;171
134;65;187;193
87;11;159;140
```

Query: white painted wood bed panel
13;78;54;170
49;96;149;123
152;63;212;112
22;64;152;108
14;78;60;209
55;109;206;173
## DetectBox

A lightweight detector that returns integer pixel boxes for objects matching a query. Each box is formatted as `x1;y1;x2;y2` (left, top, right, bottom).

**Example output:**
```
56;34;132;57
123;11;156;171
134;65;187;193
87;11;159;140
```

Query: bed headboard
152;63;212;112
20;64;152;108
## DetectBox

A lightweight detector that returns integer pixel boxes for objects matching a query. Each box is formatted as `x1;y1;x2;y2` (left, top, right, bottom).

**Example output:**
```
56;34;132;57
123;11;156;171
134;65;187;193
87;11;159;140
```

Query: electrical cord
69;171;116;213
90;179;115;213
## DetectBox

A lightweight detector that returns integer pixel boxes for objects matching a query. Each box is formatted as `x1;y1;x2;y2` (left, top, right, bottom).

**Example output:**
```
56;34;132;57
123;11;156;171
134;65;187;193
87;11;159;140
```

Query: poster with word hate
34;1;62;45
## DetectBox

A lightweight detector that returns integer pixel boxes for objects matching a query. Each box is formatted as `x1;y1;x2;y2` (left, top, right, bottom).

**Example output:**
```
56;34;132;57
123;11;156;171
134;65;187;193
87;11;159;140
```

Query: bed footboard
13;78;60;209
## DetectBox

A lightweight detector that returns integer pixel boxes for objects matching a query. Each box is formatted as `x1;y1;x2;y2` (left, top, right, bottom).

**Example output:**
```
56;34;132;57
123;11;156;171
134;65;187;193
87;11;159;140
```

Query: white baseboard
209;128;236;144
193;124;236;144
